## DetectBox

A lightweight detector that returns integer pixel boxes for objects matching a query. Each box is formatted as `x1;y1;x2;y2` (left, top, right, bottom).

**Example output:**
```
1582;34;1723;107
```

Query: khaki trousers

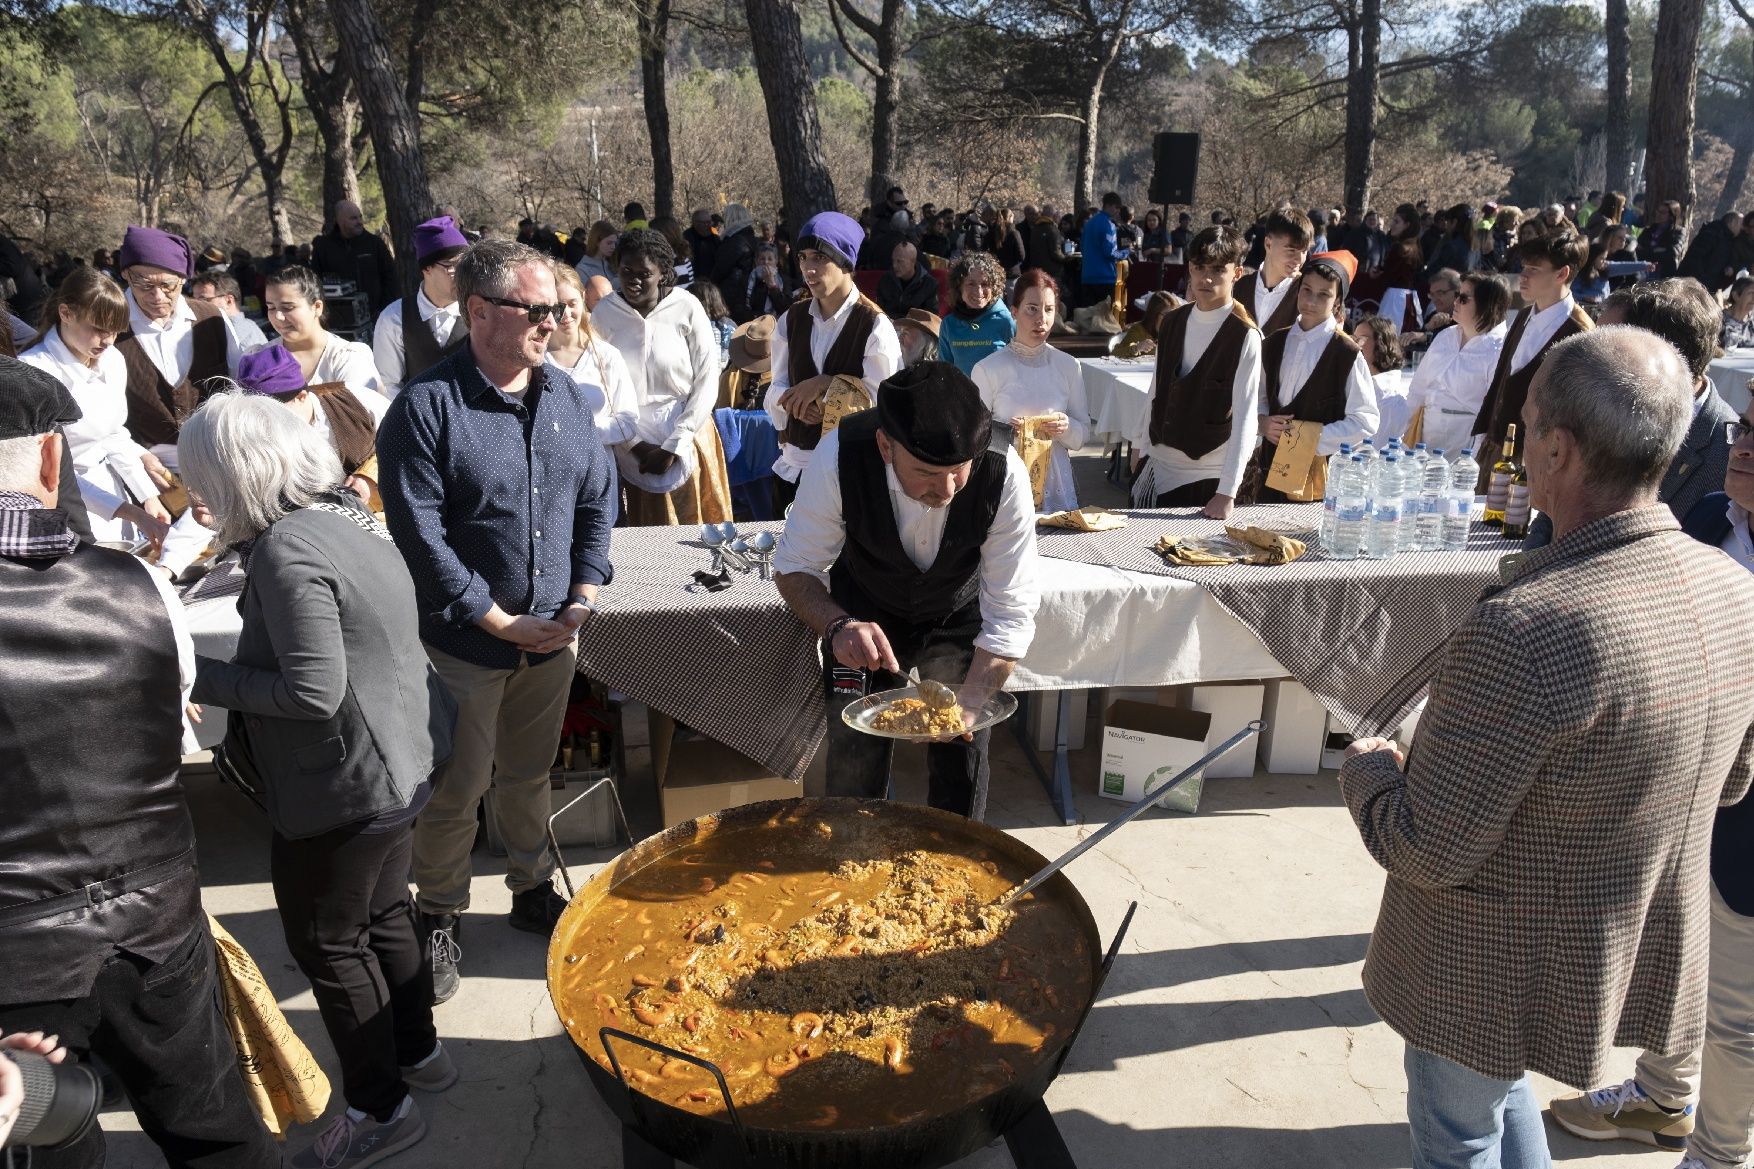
1635;882;1754;1169
413;643;575;914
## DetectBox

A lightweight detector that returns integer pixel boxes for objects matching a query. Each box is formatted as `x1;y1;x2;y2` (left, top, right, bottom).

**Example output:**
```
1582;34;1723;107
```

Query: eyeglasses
1454;292;1474;304
482;296;563;324
1726;420;1754;446
128;275;184;296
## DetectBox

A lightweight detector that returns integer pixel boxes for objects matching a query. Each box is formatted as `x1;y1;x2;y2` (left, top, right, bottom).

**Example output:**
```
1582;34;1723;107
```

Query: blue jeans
1405;1046;1553;1169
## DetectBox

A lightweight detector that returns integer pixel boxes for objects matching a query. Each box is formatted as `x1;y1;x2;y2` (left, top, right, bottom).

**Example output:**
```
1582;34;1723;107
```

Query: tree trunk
639;0;675;220
1644;0;1705;239
283;0;362;221
327;0;434;350
1604;0;1634;195
744;0;837;228
1074;85;1101;214
1717;112;1754;219
870;0;903;182
1342;0;1380;215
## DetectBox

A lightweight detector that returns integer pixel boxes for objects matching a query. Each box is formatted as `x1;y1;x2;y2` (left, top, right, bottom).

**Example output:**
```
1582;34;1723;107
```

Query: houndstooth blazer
1339;504;1754;1088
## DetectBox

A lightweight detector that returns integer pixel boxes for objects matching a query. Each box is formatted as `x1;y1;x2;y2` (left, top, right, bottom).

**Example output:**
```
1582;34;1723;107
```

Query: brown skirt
621;422;735;527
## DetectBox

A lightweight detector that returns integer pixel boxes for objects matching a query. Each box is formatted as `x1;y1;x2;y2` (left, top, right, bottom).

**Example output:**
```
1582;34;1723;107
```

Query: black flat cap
875;361;992;467
0;355;81;441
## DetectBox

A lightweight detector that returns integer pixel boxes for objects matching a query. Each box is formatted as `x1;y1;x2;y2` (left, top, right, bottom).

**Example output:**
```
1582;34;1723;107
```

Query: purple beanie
236;344;307;397
414;216;470;265
117;225;194;278
797;212;863;271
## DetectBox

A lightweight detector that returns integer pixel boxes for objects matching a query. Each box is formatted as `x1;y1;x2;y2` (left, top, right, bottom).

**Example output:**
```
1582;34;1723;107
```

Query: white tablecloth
1710;350;1754;413
1080;356;1155;446
182;558;1286;750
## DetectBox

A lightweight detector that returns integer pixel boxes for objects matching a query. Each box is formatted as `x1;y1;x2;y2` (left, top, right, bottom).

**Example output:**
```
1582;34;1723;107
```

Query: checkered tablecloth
574;523;824;780
1035;502;1517;736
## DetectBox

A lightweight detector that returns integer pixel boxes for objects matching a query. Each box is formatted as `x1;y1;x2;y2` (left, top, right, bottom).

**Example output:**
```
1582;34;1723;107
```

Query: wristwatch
563;596;598;618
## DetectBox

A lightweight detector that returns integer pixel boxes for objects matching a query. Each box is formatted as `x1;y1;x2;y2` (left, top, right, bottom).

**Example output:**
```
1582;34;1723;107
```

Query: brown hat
199;245;227;265
729;315;775;373
896;307;941;342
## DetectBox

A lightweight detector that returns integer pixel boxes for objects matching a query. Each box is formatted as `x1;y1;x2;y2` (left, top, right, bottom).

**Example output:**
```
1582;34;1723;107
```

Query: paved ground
97;732;1680;1169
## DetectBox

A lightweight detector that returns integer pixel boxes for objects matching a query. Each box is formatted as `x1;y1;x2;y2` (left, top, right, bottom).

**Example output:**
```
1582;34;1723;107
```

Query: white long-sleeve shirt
1252;273;1296;330
971;340;1089;513
772;428;1041;660
138;554;200;755
1405;321;1507;456
372;288;462;398
307;335;388;403
593;290;720;485
1510;296;1578;374
1129;303;1262;502
546;341;641;446
764;293;901;483
1269;316;1380;455
124;289;243;387
21;328;157;539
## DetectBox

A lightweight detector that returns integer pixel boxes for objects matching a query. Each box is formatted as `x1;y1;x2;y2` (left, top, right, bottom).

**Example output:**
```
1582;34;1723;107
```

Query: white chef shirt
20;328;155;524
764;293;902;483
1510;295;1578;374
772;428;1041;660
1270;315;1380;455
372;287;462;398
124;288;242;387
546;342;641;446
1128;303;1262;502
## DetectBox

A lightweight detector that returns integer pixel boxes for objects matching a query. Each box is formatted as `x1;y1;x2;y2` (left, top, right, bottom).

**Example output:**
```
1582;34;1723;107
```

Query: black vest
0;543;199;1003
403;300;469;388
827;411;1006;635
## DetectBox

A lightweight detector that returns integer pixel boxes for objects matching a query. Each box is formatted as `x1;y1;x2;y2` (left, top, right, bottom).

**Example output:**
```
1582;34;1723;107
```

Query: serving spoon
993;720;1263;908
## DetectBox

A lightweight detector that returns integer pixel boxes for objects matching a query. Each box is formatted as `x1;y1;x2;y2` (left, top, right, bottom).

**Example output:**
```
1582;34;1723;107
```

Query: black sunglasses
482;295;563;324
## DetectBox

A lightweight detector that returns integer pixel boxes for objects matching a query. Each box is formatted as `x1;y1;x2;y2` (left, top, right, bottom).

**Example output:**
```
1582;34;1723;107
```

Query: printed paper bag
1015;416;1056;509
1266;419;1326;501
819;374;873;434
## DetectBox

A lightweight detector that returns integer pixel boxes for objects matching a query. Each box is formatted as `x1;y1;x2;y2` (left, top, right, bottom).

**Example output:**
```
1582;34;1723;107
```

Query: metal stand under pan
620;1101;1080;1169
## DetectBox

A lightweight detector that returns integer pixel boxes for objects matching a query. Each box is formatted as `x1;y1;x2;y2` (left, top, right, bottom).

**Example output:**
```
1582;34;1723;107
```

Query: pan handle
599;1027;750;1151
1053;900;1137;1076
547;775;632;899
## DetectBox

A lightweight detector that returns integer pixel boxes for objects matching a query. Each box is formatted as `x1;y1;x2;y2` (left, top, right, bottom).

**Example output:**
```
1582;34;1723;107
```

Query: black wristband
823;615;857;646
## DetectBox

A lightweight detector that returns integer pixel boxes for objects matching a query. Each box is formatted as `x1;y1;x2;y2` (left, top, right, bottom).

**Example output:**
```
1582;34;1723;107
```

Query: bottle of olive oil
1483;424;1519;527
1501;463;1531;540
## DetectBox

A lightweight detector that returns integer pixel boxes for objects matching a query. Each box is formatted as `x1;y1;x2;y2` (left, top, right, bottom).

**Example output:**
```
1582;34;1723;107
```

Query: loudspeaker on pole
1149;132;1201;207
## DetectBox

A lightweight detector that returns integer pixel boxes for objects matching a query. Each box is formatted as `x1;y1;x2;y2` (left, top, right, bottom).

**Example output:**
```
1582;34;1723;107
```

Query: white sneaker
1672;1158;1707;1169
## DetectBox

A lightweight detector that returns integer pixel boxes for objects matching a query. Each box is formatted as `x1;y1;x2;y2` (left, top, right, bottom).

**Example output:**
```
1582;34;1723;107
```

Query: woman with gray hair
180;391;459;1169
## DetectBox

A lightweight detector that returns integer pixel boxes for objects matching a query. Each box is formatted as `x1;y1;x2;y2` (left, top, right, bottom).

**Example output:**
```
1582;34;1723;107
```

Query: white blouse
546;340;640;447
1405;321;1507;457
592;290;720;490
971;341;1089;512
20;327;157;537
307;335;388;407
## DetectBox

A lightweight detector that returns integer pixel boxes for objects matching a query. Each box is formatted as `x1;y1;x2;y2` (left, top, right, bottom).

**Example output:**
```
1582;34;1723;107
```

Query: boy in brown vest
236;344;384;505
1471;229;1592;465
1233;206;1313;336
766;211;901;512
1129;225;1262;519
1255;250;1380;500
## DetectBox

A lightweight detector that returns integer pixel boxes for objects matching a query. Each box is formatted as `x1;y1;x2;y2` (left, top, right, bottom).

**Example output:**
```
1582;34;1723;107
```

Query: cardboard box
484;768;618;855
1259;679;1327;775
652;713;802;829
1099;701;1213;813
1185;682;1266;778
1321;715;1356;770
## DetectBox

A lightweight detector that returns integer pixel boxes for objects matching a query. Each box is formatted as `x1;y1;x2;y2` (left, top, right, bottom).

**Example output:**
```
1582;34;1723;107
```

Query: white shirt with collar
124;288;243;387
1128;302;1263;501
1722;500;1754;573
1271;314;1380;455
771;428;1041;660
593;289;720;463
764;292;902;483
20;328;156;535
1253;272;1295;329
1510;295;1578;374
372;287;462;398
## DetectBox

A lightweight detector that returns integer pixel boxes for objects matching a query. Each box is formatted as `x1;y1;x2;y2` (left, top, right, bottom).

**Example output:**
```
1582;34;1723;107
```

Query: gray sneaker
399;1042;458;1092
291;1098;426;1168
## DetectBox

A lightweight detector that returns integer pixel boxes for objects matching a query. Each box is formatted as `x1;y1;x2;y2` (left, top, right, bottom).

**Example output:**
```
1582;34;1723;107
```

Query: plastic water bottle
1319;443;1353;553
1332;456;1368;560
1357;438;1378;465
1416;450;1450;551
1410;442;1430;471
1397;446;1427;553
1442;448;1479;551
1367;456;1404;559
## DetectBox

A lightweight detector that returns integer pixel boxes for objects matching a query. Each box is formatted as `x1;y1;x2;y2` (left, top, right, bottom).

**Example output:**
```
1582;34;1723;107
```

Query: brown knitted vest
116;299;229;447
783;295;881;450
309;383;377;475
1147;301;1255;459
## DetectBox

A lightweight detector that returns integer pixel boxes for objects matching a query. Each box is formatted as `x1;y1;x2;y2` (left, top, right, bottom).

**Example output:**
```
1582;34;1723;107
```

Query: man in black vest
0;361;277;1169
772;363;1041;820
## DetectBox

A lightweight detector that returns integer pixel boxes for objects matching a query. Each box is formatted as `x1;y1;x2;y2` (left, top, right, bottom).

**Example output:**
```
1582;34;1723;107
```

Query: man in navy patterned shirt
378;239;614;1004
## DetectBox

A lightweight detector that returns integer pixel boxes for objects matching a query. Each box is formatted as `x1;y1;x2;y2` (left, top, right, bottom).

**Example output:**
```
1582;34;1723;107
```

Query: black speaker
1149;132;1200;207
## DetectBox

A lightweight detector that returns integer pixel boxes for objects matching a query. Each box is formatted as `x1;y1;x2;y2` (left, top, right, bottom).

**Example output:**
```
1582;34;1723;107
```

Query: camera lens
2;1049;102;1149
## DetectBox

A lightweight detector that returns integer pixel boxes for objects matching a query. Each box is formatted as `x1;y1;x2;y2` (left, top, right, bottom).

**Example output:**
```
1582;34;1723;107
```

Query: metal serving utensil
745;530;777;580
699;523;725;572
993;720;1264;908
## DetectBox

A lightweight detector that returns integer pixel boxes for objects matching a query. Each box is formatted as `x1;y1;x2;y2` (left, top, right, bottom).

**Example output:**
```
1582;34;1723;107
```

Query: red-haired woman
970;268;1088;511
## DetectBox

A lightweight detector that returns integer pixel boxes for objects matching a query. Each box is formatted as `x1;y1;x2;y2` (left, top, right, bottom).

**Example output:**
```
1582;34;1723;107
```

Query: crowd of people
0;177;1751;1169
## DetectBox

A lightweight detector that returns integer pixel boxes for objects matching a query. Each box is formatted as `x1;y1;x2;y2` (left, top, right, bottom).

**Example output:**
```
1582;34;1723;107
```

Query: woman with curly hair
592;228;733;526
937;250;1014;376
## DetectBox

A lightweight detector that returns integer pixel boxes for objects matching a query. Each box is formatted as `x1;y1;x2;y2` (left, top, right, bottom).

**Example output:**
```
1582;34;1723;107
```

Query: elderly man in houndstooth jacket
1339;327;1754;1169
